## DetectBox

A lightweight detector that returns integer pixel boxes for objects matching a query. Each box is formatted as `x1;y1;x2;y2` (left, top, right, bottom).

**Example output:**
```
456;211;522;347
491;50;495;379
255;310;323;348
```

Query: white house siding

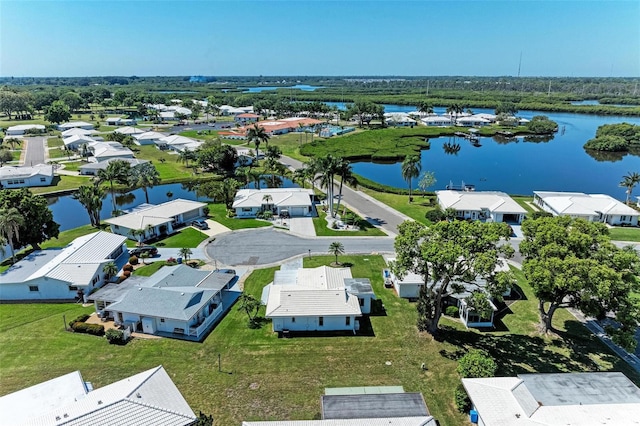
0;174;53;188
272;315;356;332
394;282;422;299
606;214;638;226
358;295;374;314
235;207;261;218
0;278;79;301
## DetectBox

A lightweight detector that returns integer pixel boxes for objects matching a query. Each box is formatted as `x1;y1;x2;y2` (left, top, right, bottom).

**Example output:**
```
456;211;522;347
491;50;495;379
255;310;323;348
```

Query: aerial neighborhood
0;70;640;426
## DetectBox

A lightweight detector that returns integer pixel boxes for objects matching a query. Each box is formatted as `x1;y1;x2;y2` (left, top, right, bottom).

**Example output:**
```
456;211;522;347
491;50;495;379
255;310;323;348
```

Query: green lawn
359;188;434;224
609;226;640;242
1;256;638;426
154;227;209;248
28;175;93;195
133;145;202;180
48;147;69;159
207;203;271;229
40;224;103;249
133;260;169;276
313;210;387;237
46;137;65;148
512;196;538;213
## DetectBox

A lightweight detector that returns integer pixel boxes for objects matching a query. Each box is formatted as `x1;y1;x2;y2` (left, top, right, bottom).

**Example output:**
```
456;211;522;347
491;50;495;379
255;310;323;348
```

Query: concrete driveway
22;136;47;165
206;228;395;266
288;217;316;237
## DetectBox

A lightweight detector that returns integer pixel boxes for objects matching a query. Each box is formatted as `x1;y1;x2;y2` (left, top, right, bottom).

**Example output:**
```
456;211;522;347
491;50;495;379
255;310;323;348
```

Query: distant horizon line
1;75;639;80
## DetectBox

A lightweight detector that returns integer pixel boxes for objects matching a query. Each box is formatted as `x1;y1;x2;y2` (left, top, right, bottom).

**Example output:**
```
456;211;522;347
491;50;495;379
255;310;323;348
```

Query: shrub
123;270;131;277
166;256;177;265
332;221;339;229
227;209;236;218
71;322;105;336
454;384;472;413
457;349;498;378
425;206;445;222
105;328;125;345
123;263;134;272
584;135;628;152
203;206;210;216
129;255;139;265
68;313;90;328
445;306;459;317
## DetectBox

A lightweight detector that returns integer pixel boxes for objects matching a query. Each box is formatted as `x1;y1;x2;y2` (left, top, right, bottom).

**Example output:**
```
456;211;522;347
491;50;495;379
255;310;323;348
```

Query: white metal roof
242;417;436;426
63;134;97;146
133;131;166;140
266;287;362;317
158;135;197;145
0;164;53;180
104;199;206;229
534;191;638;217
114;126;144;135
4;366;196;426
61;128;96;137
232;188;313;209
273;266;352;290
7;124;45;132
58;121;94;130
436;190;527;214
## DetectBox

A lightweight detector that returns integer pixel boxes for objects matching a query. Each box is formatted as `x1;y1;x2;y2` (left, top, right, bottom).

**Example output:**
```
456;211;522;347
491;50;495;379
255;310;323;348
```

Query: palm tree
73;182;105;227
246;124;270;159
262;194;273;212
620;171;640;204
97;160;131;214
418;101;434;115
0;207;24;264
3;137;21;150
311;155;340;217
335;158;357;216
328;241;345;265
103;261;118;282
130;162;161;204
179;247;193;262
292;168;307;189
401;155;422;202
128;228;145;246
178;150;196;168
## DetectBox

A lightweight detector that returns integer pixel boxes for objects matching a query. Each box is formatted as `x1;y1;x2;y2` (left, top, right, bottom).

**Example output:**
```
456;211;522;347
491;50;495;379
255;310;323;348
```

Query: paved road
279;155;411;236
206;228;395;266
22;136;47;165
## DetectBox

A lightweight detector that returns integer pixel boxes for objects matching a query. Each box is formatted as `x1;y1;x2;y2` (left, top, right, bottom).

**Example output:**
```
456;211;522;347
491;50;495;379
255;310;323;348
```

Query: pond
242;84;324;93
348;107;640;198
48;178;299;231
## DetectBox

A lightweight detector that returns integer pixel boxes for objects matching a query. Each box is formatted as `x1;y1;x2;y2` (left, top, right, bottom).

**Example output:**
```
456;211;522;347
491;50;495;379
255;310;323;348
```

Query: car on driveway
129;245;158;257
191;219;209;230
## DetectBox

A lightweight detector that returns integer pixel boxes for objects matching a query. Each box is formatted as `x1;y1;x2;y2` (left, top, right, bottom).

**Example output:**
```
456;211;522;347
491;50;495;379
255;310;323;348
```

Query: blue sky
1;1;639;77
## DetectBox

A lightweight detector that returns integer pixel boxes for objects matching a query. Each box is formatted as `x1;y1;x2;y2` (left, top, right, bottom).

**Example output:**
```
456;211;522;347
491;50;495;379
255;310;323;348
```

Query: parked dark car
129;246;158;257
217;269;236;275
191;219;209;230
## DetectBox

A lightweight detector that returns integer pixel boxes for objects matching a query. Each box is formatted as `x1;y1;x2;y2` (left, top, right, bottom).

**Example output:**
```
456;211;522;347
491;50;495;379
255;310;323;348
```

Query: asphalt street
22;136;47;165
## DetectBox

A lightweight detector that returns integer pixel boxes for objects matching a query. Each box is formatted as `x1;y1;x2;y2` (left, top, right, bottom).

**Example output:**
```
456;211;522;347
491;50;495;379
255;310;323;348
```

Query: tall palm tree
335;158;357;216
130;162;161;204
97;160;131;214
178;150;196;168
73;182;105;227
0;207;25;264
418;101;434;115
262;194;273;213
328;241;345;265
292;168;307;189
246;124;270;159
401;155;422;202
311;155;340;217
620;172;640;205
103;261;118;282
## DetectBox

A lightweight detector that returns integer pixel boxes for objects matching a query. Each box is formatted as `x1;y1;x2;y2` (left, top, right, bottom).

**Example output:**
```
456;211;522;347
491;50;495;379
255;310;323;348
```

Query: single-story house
385;113;417;127
133;131;166;145
60;127;97;138
462;372;640;426
264;266;375;333
242;386;436;426
114;125;144;135
57;121;95;131
234;113;260;124
63;134;97;151
436;190;527;224
232;188;315;218
156;134;203;151
421;115;453;126
456;115;492;127
0;164;54;188
105;199;207;241
79;158;148;175
219;105;254;116
87;141;135;163
474;113;497;122
533;191;639;226
0;231;127;302
106;117;137;126
6;124;45;135
0;365;196;426
90;265;237;340
220;117;322;139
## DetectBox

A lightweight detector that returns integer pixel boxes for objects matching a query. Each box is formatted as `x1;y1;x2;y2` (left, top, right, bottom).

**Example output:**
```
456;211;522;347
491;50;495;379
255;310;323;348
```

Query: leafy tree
129;162;161;204
198;179;241;208
0;189;59;250
494;102;519;116
619;171;640;204
417;171;436;196
61;92;83;113
73;182;105;227
197;142;238;175
0;207;24;263
584;135;628;152
97;160;131;214
246;124;270;159
179;247;193;262
178;149;197;168
526;115;557;134
44;100;71;124
237;293;261;327
456;349;498;378
194;412;214;426
393;220;514;335
0;90;32;119
328;241;345;265
401;155;421;202
519;216;640;350
0;147;13;166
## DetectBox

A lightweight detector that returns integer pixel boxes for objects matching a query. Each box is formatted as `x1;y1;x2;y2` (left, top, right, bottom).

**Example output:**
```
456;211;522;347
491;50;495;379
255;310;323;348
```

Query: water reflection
443;141;461;155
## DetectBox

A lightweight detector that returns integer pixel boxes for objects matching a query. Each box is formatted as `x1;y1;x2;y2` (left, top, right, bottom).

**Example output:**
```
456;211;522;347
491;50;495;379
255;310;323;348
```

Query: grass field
359;188;435;224
28;175;93;195
1;256;637;426
207;203;271;229
154;227;208;248
609;226;640;242
313;210;387;237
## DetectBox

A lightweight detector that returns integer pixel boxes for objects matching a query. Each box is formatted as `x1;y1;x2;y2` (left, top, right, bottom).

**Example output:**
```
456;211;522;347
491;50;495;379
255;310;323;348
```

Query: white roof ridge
124;397;197;420
125;365;163;397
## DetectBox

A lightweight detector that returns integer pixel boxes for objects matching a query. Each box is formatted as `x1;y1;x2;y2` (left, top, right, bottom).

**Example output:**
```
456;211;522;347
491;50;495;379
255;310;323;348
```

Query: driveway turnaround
206;228;395;266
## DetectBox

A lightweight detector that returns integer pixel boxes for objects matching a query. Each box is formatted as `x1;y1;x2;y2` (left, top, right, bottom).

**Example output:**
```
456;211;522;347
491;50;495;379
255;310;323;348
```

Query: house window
319;317;323;326
29;286;39;292
40;177;46;182
92;276;99;285
621;216;627;221
69;286;78;291
160;318;165;323
242;208;252;212
345;317;351;326
291;317;296;323
114;225;119;230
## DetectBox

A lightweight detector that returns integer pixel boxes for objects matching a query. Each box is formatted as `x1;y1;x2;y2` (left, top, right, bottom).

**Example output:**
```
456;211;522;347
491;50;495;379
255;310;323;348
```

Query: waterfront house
88;141;135;163
133;131;166;145
57;121;95;131
105;199;207;241
456;115;492;127
436;190;527;224
63;134;98;151
384;113;417;127
90;265;237;340
79;158;148;176
232;188;315;218
421;115;453;126
0;231;127;302
533;191;639;226
264;266;375;333
0;365;196;426
0;164;54;188
462;372;640;426
6;124;45;135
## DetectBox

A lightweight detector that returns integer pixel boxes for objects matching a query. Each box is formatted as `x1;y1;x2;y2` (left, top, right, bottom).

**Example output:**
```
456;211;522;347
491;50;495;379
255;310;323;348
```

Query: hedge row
68;313;90;328
71;322;105;336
